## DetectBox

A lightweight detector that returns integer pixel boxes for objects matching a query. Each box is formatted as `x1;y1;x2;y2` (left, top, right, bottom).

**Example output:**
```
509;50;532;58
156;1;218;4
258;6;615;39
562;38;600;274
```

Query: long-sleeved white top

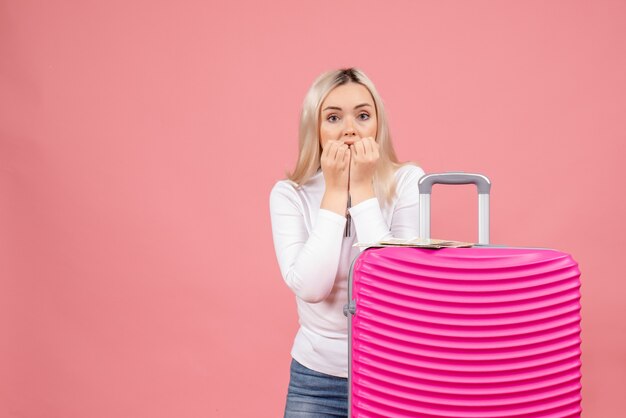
269;163;425;377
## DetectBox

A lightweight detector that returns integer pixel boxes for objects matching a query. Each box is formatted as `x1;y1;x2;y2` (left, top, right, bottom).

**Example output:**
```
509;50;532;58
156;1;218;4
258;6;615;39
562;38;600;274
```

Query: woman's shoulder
272;178;299;191
269;172;315;208
270;178;299;202
269;171;325;215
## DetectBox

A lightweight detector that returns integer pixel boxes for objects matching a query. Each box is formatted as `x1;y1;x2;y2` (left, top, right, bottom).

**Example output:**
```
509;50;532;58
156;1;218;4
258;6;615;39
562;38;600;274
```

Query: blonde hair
287;67;414;208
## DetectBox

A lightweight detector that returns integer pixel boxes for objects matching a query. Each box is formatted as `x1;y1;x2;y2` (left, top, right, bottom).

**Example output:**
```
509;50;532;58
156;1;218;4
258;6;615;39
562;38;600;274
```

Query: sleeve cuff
317;208;347;227
347;197;391;244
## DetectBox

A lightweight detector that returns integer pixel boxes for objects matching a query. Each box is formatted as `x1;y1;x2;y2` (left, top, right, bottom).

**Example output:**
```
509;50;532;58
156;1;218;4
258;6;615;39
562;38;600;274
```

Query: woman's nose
343;128;357;144
343;119;357;136
342;117;358;143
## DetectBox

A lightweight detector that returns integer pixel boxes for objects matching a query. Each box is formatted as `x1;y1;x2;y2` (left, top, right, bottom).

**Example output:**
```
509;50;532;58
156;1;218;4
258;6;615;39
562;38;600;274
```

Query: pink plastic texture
351;247;581;418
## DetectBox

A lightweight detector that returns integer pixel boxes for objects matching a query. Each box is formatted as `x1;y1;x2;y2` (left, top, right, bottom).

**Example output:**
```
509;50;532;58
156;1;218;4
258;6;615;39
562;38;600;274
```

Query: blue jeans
283;358;348;417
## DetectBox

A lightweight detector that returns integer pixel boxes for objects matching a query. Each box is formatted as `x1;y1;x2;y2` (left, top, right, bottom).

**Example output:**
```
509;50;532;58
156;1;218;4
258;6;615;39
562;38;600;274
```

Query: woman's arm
269;182;347;303
348;165;425;247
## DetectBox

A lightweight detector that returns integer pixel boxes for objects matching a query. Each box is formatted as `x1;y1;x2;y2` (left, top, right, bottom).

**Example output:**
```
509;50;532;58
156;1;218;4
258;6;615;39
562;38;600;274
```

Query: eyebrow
322;103;373;111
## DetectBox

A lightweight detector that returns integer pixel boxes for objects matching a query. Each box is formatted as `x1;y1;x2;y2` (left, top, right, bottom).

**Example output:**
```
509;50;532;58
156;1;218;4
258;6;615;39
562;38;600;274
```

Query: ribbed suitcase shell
349;246;582;418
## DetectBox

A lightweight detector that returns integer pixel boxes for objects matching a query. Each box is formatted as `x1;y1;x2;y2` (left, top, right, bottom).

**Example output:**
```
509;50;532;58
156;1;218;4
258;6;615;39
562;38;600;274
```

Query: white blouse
269;164;425;377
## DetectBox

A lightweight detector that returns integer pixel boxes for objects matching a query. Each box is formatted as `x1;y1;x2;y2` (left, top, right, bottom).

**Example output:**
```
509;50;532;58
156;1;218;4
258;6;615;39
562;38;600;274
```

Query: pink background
1;1;625;417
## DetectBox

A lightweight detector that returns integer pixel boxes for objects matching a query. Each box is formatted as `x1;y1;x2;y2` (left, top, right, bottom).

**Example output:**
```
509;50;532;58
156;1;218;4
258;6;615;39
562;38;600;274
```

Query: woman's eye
326;113;369;123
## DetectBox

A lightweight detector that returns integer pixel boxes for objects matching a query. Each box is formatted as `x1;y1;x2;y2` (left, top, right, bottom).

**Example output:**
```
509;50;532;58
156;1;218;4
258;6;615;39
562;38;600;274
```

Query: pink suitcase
345;173;582;418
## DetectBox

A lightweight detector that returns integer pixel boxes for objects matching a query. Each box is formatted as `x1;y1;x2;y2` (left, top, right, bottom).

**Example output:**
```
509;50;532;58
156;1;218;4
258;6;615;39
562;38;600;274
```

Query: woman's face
319;82;378;149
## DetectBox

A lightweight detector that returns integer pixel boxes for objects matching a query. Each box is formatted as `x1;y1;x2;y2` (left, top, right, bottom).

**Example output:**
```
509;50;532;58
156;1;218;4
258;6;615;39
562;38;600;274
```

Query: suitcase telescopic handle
418;172;492;245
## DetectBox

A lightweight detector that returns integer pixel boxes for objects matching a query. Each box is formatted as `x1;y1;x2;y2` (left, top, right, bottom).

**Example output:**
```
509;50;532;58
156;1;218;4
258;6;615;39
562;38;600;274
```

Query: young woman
269;67;425;417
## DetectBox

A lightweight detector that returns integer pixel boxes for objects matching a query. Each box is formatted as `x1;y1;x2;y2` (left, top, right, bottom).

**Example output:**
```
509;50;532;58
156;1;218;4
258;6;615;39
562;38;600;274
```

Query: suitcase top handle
418;172;492;245
418;172;491;195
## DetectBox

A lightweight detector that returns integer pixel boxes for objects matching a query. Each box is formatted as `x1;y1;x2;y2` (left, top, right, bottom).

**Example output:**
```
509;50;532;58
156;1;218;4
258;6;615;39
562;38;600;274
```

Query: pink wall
1;0;624;416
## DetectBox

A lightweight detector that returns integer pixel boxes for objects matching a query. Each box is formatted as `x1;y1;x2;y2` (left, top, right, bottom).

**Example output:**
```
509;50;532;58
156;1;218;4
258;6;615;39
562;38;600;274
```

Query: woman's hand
349;137;378;204
321;140;351;192
320;140;351;216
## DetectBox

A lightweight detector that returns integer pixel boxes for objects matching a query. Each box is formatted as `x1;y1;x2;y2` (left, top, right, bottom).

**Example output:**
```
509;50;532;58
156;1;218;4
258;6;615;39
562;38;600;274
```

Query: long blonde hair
287;67;413;208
